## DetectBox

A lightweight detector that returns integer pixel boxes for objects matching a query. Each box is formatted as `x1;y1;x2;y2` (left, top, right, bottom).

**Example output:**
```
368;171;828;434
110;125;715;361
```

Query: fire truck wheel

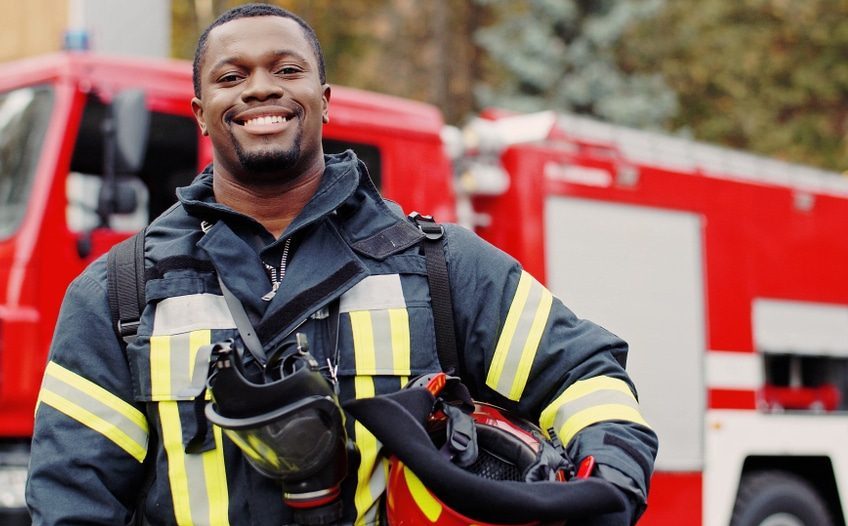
730;471;833;526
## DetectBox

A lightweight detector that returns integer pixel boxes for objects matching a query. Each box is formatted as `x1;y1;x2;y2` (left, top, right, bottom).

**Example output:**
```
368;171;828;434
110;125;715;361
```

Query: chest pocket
336;274;440;382
128;290;237;526
335;273;441;525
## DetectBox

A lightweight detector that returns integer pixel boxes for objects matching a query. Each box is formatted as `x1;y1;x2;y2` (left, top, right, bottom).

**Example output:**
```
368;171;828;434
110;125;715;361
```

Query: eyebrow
209;50;312;74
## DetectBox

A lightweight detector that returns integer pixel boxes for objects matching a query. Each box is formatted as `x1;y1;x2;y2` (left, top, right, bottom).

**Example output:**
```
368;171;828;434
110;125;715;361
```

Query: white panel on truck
544;196;705;471
754;298;848;356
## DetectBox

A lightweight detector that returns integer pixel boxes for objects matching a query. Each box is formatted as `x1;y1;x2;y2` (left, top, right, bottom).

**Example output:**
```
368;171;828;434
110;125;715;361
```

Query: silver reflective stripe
366;461;387;524
370;309;397;373
539;376;650;445
340;274;405;313
153;294;235;335
352;374;384;524
169;332;193;397
153;330;230;526
347;280;410;523
486;271;553;400
552;389;641;425
348;308;411;376
39;361;148;462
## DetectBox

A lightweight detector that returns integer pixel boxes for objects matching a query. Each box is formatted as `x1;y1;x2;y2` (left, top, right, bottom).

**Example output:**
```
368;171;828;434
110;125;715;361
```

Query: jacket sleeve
443;225;657;519
26;259;148;525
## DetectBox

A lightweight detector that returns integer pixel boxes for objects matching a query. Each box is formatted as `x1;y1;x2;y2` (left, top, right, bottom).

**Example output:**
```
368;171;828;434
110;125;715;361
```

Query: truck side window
324;139;381;190
0;86;54;239
755;299;848;413
67;94;198;231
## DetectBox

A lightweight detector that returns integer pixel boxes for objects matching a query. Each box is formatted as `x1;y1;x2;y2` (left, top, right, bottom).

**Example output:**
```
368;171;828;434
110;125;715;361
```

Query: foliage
473;0;678;129
171;0;483;124
620;0;848;171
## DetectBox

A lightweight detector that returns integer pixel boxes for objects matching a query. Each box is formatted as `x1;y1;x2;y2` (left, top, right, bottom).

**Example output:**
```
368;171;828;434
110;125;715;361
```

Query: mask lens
221;405;342;478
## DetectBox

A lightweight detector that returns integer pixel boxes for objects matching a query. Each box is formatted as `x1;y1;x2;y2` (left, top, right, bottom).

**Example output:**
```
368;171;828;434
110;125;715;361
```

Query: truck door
544;196;706;525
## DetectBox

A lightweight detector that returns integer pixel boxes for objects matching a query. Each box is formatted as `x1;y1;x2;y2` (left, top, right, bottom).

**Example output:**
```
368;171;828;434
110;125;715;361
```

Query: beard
229;126;304;175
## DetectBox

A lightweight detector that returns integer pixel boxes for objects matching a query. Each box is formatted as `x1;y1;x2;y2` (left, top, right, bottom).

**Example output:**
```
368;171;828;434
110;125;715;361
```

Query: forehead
203;16;315;68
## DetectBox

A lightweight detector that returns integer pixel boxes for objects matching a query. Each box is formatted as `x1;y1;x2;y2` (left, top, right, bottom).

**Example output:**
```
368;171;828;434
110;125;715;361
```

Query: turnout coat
27;151;657;525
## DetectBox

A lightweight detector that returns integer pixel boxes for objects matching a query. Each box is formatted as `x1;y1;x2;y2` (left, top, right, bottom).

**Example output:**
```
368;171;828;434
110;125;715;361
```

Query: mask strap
217;273;267;365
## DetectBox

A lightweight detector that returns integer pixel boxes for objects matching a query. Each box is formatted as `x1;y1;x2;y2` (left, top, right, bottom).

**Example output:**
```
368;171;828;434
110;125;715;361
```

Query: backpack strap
410;212;459;376
107;228;146;345
105;228;155;525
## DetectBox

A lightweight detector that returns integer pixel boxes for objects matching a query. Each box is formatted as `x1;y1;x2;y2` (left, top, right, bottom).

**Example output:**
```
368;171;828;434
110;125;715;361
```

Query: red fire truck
2;51;848;526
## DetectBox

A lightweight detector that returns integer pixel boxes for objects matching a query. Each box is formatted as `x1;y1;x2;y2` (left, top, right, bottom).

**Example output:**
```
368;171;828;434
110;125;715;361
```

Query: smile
242;115;290;126
233;112;296;135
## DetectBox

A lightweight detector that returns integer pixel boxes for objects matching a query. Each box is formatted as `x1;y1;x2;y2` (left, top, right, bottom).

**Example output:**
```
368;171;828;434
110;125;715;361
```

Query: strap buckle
409;211;444;240
117;319;141;343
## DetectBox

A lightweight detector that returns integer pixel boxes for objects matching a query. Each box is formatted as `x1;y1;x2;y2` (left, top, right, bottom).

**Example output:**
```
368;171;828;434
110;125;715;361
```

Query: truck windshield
0;85;54;239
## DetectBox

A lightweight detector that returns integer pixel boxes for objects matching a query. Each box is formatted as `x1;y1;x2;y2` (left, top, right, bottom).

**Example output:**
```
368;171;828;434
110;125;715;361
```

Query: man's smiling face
191;15;330;184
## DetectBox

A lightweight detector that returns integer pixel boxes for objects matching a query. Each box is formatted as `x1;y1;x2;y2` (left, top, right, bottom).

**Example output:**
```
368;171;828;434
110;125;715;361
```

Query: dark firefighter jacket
26;151;657;525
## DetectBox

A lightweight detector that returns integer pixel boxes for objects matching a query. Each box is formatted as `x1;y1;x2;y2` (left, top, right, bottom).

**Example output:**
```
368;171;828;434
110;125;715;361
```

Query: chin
237;145;301;174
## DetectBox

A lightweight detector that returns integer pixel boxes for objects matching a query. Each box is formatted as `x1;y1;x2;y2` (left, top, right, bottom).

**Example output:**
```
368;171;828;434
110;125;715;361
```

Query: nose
241;69;283;102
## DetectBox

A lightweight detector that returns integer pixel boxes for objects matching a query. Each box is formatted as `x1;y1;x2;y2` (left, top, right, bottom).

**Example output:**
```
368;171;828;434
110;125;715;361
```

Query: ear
322;84;331;124
191;97;208;136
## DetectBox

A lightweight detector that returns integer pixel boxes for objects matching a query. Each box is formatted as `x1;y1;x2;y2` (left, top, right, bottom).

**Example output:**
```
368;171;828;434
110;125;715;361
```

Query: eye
276;66;303;76
217;72;243;83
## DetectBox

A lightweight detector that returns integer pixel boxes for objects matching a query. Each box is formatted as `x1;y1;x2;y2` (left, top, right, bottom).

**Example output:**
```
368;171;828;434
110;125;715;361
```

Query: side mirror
112;89;150;174
96;89;149;225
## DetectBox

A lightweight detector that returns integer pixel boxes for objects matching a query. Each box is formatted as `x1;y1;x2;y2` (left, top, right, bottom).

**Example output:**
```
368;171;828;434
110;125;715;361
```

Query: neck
213;158;325;239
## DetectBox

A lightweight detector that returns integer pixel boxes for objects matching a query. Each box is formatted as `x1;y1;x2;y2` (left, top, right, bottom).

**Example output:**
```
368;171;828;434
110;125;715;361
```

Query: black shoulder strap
107;228;147;345
106;230;157;525
410;212;459;376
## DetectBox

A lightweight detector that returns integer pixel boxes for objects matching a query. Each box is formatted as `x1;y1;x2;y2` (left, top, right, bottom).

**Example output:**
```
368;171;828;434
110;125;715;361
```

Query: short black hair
192;3;326;98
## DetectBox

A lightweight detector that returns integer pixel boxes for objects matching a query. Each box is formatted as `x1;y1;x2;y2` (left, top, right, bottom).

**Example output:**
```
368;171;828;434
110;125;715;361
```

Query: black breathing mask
205;334;348;525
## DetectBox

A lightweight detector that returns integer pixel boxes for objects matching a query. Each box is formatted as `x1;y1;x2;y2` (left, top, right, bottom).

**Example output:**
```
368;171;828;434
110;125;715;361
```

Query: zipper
262;237;293;301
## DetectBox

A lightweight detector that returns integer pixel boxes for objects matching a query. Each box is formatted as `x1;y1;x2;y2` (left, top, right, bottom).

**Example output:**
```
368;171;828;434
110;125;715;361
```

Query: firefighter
25;4;657;525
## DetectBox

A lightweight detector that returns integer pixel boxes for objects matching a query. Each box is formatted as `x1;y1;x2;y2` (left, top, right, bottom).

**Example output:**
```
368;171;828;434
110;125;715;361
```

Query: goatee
235;137;302;173
228;119;304;174
239;146;300;173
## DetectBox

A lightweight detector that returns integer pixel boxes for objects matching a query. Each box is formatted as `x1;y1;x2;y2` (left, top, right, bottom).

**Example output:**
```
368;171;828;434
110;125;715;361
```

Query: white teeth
244;115;287;126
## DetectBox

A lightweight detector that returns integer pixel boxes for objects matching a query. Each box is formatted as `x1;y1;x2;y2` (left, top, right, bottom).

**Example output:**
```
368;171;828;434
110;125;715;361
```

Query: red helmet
386;398;566;525
344;373;624;526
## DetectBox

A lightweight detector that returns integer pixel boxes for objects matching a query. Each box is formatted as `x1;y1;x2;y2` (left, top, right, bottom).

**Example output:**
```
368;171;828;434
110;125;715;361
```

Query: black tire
730;471;834;526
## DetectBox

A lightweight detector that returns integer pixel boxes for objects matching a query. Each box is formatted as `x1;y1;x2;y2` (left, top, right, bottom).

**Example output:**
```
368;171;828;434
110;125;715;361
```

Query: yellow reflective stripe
351;311;376;371
558;404;650;445
388;308;411;375
161;400;194;525
39;391;147;462
354;376;381;525
509;288;552;400
486;272;553;400
44;362;148;431
404;465;442;522
487;272;532;389
154;331;229;526
205;425;229;526
540;376;650;446
150;335;171;399
351;310;386;525
552;376;636;404
40;361;148;462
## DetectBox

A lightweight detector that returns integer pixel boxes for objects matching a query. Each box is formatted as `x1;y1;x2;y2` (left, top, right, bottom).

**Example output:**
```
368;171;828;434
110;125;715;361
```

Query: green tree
620;0;848;171
170;0;485;124
474;0;677;129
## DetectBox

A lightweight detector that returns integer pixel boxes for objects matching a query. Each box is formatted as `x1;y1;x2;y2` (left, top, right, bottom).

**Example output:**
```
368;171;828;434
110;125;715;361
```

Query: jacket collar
176;150;362;241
